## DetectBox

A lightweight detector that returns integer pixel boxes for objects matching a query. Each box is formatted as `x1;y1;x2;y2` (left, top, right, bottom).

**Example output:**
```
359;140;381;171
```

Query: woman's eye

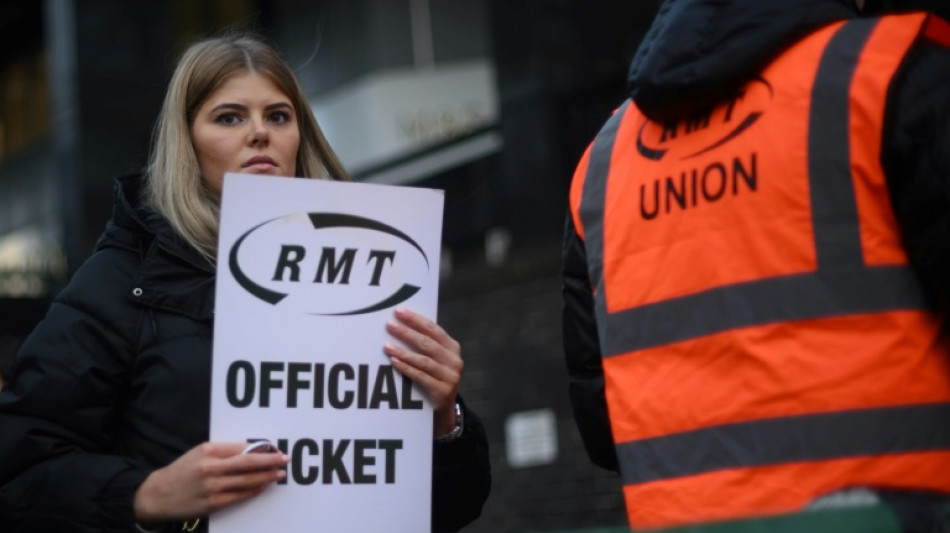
268;112;292;124
215;113;241;125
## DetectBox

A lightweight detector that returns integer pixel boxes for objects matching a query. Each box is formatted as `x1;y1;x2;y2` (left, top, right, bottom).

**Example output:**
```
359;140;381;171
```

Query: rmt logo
228;213;430;315
636;77;773;161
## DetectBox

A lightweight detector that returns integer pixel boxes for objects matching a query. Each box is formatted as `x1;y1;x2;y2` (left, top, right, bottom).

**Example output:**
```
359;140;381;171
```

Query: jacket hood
97;174;212;274
93;174;216;320
629;0;857;121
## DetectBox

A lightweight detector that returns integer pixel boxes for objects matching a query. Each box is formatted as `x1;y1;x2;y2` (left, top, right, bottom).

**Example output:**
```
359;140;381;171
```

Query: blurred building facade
0;0;659;529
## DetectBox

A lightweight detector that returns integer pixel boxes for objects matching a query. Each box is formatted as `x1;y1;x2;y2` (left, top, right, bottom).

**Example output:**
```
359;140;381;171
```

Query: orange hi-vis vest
569;14;950;530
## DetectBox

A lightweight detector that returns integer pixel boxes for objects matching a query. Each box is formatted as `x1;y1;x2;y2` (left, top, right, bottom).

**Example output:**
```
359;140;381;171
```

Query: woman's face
191;72;301;196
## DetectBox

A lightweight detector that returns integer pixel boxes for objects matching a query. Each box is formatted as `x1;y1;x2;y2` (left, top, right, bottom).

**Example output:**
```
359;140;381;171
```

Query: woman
0;35;490;533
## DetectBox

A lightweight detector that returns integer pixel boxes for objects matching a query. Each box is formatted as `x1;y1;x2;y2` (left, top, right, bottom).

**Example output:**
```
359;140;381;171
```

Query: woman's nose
249;118;269;145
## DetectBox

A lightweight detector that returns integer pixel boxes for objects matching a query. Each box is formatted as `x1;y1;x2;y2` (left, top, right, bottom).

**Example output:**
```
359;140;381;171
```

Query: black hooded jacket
563;0;950;471
0;175;491;532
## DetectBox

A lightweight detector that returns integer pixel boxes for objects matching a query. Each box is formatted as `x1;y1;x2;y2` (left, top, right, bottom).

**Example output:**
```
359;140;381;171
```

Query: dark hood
96;174;213;274
629;0;858;121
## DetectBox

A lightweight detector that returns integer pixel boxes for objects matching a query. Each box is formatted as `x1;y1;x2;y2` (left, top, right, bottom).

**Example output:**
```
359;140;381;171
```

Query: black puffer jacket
563;0;950;471
0;174;490;532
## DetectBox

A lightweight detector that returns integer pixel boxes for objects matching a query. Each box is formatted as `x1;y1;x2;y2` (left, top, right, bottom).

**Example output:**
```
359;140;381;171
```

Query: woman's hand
133;442;289;521
384;308;463;437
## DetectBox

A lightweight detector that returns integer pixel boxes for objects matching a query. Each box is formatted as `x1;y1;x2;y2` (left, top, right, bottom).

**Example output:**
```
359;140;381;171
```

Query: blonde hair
145;34;348;262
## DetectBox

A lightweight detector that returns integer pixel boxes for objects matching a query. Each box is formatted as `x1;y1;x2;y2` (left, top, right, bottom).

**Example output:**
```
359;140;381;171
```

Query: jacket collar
108;174;214;274
100;174;216;321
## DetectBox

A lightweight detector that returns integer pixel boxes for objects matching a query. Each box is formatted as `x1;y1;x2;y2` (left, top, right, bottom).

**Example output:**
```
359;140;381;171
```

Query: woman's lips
242;155;278;174
244;162;277;173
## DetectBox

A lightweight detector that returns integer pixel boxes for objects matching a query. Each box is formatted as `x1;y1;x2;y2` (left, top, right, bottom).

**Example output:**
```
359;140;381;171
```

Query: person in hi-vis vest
562;0;950;530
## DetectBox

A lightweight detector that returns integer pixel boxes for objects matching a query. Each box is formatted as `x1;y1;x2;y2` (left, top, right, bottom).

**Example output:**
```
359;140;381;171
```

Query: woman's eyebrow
264;102;294;111
209;103;247;113
208;102;294;113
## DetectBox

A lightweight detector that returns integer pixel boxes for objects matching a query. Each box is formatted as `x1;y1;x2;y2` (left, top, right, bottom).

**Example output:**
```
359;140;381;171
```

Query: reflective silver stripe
617;402;950;485
579;100;632;331
603;266;926;354
579;19;928;358
809;18;877;270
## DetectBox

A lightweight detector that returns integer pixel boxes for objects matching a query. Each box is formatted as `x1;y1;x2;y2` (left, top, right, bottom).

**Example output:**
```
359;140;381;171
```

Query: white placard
210;173;444;532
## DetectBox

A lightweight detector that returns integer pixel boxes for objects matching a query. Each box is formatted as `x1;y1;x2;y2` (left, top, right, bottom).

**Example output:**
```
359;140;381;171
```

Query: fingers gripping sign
134;441;290;522
384;307;464;437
